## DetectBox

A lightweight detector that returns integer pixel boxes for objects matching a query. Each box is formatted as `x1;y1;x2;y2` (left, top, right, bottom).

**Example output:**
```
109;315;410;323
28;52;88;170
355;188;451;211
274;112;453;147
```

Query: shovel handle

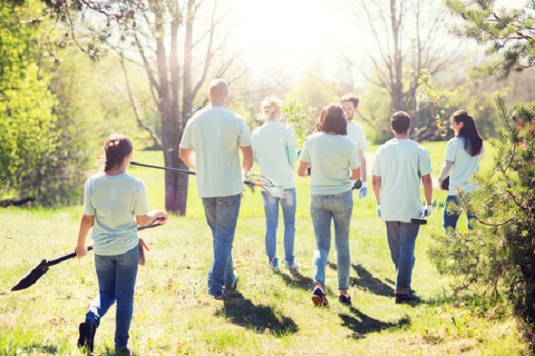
47;246;94;266
47;219;164;266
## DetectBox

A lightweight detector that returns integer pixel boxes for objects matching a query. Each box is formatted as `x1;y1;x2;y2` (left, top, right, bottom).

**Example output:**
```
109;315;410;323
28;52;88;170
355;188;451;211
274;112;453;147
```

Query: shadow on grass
216;290;299;337
339;306;411;339
278;270;314;292
351;264;395;297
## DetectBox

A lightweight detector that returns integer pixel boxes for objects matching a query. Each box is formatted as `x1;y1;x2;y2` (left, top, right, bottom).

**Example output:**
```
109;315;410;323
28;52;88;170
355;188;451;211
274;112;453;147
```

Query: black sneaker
77;321;96;353
311;286;328;307
224;271;238;290
212;291;225;300
395;293;420;304
338;294;352;306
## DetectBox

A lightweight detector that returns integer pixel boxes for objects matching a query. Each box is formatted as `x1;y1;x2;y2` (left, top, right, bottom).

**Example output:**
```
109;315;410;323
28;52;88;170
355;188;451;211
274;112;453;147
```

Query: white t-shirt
445;137;484;195
83;172;148;256
180;106;252;198
347;121;368;151
371;138;432;222
252;121;297;189
300;132;360;195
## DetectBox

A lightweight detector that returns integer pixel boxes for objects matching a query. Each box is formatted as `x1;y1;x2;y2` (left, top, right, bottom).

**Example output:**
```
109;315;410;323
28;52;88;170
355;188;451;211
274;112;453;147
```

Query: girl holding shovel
75;134;168;355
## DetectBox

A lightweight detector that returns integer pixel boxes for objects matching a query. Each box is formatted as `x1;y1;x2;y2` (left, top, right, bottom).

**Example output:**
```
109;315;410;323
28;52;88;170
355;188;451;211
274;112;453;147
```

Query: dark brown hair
316;104;347;135
104;134;133;172
340;94;359;109
391;111;411;134
451;110;483;156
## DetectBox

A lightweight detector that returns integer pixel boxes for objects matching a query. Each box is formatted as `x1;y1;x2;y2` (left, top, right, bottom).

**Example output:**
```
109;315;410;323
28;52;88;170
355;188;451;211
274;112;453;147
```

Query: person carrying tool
75;134;168;355
179;78;253;300
371;111;432;304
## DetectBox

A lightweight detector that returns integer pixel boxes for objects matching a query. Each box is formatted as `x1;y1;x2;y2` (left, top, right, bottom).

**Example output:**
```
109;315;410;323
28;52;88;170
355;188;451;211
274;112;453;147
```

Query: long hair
316;104;347;135
104;134;133;172
452;110;483;156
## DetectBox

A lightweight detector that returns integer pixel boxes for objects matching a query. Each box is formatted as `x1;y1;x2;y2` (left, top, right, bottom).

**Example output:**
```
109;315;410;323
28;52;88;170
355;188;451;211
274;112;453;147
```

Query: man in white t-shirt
371;111;433;304
341;94;368;199
179;79;253;299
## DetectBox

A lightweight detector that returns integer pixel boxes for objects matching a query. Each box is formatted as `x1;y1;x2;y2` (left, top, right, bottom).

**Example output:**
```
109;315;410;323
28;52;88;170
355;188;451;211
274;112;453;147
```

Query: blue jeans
202;194;241;296
385;222;419;295
85;245;139;350
443;195;476;232
310;190;353;291
261;188;296;266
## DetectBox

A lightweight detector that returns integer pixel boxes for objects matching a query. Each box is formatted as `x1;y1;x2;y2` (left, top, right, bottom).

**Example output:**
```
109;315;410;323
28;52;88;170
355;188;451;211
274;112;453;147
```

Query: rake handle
47;219;164;266
132;161;260;187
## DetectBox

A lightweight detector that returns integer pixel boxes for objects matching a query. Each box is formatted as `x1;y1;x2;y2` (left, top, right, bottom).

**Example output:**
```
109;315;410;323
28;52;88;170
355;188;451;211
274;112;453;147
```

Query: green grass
0;144;531;355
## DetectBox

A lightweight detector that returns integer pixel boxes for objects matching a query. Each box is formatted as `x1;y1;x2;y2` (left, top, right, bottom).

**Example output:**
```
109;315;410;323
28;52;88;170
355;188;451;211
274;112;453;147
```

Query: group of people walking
73;78;484;354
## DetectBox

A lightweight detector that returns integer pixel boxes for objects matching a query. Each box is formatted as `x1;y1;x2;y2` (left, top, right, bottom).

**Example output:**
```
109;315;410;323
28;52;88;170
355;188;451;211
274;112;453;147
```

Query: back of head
316;104;347;135
452;109;483;156
261;96;282;121
391;111;411;134
340;94;359;109
209;79;229;105
104;134;133;172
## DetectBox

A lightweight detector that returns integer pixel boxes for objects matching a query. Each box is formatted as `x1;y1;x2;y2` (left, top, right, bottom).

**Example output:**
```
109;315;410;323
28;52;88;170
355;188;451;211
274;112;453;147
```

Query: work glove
376;203;381;218
358;181;368;199
421;203;433;217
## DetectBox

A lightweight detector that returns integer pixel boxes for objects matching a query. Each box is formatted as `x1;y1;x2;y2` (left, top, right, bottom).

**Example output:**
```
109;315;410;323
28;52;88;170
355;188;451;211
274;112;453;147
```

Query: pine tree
430;0;535;322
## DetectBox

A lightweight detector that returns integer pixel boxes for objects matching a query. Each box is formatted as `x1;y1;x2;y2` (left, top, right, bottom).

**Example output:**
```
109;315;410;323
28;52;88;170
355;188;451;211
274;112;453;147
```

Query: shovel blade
11;259;50;291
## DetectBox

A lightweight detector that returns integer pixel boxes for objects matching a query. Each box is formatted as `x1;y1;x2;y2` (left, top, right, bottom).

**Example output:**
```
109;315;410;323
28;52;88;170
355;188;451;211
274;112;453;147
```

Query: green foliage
416;69;448;140
0;1;59;199
446;0;535;79
281;96;311;148
429;94;535;322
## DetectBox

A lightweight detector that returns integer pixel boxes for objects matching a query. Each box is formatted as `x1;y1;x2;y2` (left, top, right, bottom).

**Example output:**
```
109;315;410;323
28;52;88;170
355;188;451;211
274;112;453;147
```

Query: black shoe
311;286;328;307
395;293;420;304
212;291;226;300
77;321;96;352
224;271;238;290
338;294;352;306
116;346;134;356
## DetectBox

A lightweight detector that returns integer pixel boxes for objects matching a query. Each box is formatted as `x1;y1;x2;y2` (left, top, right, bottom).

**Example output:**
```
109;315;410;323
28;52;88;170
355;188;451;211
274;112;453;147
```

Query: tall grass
0;142;530;355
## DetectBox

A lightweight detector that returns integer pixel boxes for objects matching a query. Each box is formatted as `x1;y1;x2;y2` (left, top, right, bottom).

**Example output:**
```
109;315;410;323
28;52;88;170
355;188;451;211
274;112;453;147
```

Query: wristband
362;181;368;188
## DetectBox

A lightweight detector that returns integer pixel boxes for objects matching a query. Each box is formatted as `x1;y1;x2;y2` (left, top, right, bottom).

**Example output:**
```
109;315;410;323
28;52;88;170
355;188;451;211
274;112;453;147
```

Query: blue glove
376;203;381;218
358;182;368;200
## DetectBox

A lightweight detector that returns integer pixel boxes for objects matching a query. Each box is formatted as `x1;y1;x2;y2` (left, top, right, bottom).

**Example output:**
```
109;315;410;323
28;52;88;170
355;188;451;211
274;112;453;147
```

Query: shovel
11;219;163;291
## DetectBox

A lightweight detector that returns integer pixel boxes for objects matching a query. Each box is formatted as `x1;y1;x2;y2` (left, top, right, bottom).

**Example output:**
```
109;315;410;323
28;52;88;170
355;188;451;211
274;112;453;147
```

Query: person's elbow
422;174;432;187
178;147;187;161
81;214;95;227
372;175;381;189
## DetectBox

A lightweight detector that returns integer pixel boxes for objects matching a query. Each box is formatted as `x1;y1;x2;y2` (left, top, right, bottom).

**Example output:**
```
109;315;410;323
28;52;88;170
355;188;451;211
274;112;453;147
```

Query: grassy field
0;142;531;355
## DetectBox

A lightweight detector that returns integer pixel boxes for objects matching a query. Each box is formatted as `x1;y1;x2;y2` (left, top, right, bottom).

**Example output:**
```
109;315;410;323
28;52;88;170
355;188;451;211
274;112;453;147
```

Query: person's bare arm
422;174;433;205
358;151;367;182
76;214;95;258
372;175;381;203
240;145;254;177
350;167;361;181
297;160;310;177
136;210;169;227
178;147;196;170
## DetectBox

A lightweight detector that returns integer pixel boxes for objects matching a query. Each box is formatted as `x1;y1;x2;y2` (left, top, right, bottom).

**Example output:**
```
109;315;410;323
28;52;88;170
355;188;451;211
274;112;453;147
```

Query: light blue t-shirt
347;121;368;151
180;106;253;198
371;138;432;222
300;132;360;195
445;137;484;195
83;172;149;256
252;121;297;189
